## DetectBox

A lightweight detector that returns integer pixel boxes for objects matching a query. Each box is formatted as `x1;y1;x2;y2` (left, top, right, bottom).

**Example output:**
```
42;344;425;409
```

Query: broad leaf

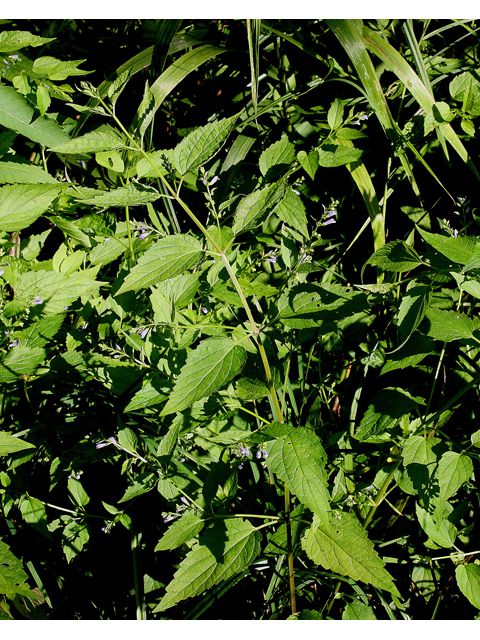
423;308;479;342
265;427;330;521
297;149;319;180
0;540;36;599
259;137;295;179
302;511;400;596
342;601;377;620
381;335;436;375
416;504;457;548
232;176;288;236
364;240;423;274
0;159;58;184
77;183;160;208
173;115;237;176
0;184;65;232
0;346;46;383
155;515;205;552
62;521;90;563
275;189;309;238
0;84;70;148
49;125;125;154
397;281;429;343
153;518;261;612
161;337;246;415
417;227;476;265
116;234;203;295
436;451;473;504
0;432;35;456
0;30;54;52
456;564;480;609
317;143;363;167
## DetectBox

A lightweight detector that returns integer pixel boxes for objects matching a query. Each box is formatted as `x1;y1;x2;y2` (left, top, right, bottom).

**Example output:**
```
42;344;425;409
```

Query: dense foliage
1;18;480;620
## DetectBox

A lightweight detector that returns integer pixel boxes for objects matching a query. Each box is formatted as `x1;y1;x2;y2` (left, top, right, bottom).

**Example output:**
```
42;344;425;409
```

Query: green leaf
118;473;157;504
21;497;50;538
265;427;330;520
232;176;288;236
327;98;344;130
136;149;173;178
161;337;246;416
455;564;480;609
355;388;423;443
77;183;160;208
0;158;58;184
317;143;363;168
0;346;46;383
381;334;436;375
68;477;90;508
450;71;480;115
436;451;473;504
403;435;444;467
33;56;90;82
397;281;430;343
155;515;205;551
0;184;65;232
342;601;377;620
49;125;125;154
0;432;35;456
49;215;92;248
365;240;423;274
95;150;124;174
297;149;319;180
62;521;89;563
89;236;128;267
417;228;476;265
0;539;36;599
153;518;261;612
0;84;70;148
0;31;54;52
302;511;400;596
423;308;479;342
416;504;457;548
124;375;169;412
259;137;295;179
173;115;237;176
275;189;309;238
116;234;203;295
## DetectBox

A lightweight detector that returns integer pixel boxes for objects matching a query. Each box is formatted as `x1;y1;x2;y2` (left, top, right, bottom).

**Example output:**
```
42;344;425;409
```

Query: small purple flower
45;84;50;89
263;450;268;459
79;160;86;169
239;445;250;457
9;55;19;60
453;229;459;237
210;175;220;185
267;256;277;263
201;306;209;314
163;515;174;523
139;231;151;240
9;340;19;348
323;218;336;226
0;269;4;276
359;114;368;121
96;442;108;449
113;354;120;359
33;296;42;305
256;450;262;459
64;306;69;311
325;209;337;219
180;496;188;505
105;237;110;243
179;457;185;463
238;463;243;470
108;436;117;445
115;344;121;351
139;328;148;339
292;189;300;196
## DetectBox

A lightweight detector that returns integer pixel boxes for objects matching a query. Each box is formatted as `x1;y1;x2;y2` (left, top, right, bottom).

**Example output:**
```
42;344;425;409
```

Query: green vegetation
1;18;480;620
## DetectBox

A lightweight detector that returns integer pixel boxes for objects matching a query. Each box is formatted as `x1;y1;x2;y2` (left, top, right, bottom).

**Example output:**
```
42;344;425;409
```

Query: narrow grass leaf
154;518;261;612
161;337;246;416
116;234;203;295
265;427;330;521
302;512;400;597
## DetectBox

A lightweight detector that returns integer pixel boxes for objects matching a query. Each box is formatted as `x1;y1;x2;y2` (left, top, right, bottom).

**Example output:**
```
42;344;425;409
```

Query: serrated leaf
155;515;205;551
423;308;479;342
456;564;480;609
0;158;58;184
302;511;400;597
0;540;36;599
232;176;288;236
317;144;363;168
49;215;92;248
157;422;180;460
0;84;70;148
136;149;174;178
381;335;436;375
436;451;473;504
397;281;430;343
0;183;65;232
0;432;35;456
62;521;89;563
327;98;344;130
417;228;476;265
275;189;309;238
33;56;90;81
259;137;295;179
416;504;457;548
265;427;330;520
153;518;261;612
365;240;423;274
0;30;54;52
235;377;269;401
77;183;160;208
342;601;377;620
49;125;126;154
89;236;128;266
161;337;246;416
297;149;319;180
355;388;423;443
173;115;237;176
118;473;157;504
0;346;46;383
116;234;203;295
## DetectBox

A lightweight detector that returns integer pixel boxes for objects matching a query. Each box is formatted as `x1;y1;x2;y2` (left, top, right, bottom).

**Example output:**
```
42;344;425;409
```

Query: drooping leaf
397;281;430;343
265;427;330;521
436;451;473;504
49;125;126;154
153;518;261;612
275;189;309;238
173;115;237;176
0;84;70;148
0;184;65;232
297;149;319;180
116;234;203;295
381;335;436;375
302;511;400;597
0;432;35;456
232;175;288;236
20;497;50;538
161;337;246;416
455;564;480;610
62;521;90;563
155;515;205;552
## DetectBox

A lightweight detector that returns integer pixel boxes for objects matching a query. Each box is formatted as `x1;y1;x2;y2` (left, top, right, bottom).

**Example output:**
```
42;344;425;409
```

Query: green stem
131;529;146;620
124;204;135;266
